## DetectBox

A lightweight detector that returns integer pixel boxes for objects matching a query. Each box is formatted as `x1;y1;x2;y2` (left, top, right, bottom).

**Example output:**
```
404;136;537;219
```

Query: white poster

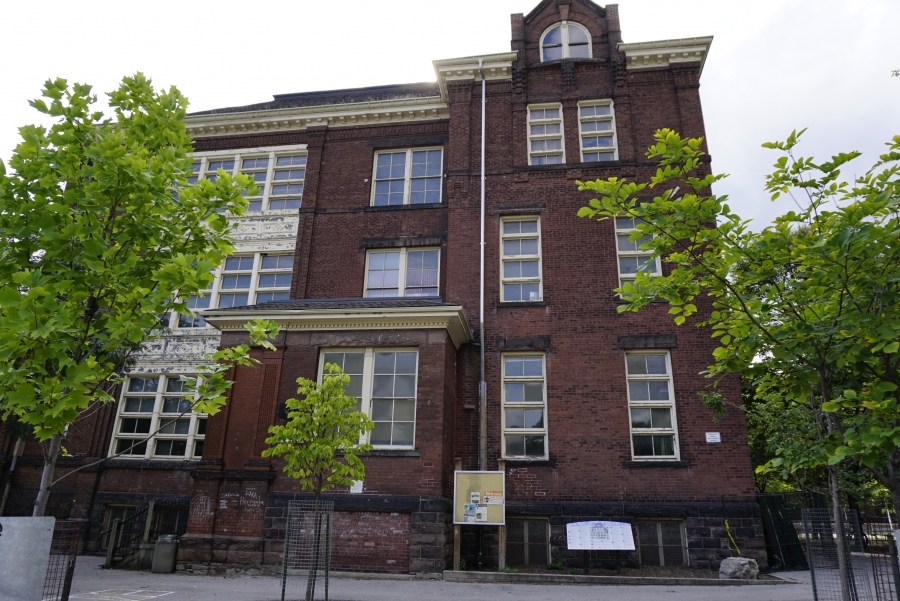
566;521;635;551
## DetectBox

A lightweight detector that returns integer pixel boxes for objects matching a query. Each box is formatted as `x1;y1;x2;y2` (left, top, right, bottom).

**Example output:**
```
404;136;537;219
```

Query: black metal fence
101;497;190;569
42;520;83;601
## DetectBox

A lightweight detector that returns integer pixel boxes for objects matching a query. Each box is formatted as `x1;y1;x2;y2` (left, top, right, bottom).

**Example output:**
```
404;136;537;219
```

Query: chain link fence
281;500;333;601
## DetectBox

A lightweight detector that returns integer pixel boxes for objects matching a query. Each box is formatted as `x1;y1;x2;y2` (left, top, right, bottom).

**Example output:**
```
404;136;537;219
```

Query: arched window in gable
540;21;592;61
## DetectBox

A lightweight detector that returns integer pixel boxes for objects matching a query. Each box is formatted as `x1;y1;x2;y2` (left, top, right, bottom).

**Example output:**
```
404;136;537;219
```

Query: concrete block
0;517;55;601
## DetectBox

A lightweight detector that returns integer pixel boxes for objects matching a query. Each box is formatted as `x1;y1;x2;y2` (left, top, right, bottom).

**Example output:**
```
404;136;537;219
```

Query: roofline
270;82;438;102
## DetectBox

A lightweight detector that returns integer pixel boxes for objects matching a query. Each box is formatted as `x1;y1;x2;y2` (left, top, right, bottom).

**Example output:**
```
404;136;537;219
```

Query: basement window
507;518;550;566
637;521;687;567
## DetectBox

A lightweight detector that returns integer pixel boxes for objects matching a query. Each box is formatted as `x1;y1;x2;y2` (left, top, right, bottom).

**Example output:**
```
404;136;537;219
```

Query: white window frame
539;21;593;61
363;247;441;298
190;145;307;212
527;104;565;166
615;216;661;288
578;100;618;162
109;375;207;460
625;351;680;461
370;147;444;206
500;217;543;302
501;353;549;460
318;348;419;450
165;252;294;325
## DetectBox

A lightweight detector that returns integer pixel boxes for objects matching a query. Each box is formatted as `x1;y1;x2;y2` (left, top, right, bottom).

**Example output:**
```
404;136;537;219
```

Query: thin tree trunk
306;490;323;601
33;433;62;517
819;368;852;601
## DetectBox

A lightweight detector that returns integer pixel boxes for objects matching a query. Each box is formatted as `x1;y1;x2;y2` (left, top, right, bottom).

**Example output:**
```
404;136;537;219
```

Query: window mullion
263;152;275;209
398;249;408;297
404;149;413;205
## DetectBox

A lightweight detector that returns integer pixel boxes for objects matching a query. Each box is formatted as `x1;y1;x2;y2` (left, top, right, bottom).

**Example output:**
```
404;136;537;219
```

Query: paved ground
69;559;814;601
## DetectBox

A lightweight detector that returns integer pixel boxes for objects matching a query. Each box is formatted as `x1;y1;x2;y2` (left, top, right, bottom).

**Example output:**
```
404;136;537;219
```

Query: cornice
617;36;713;75
432;52;519;99
184;52;516;139
203;304;473;349
184;96;448;138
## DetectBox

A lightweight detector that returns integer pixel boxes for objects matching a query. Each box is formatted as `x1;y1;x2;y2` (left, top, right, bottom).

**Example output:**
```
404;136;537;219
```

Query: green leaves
577;127;900;503
0;74;253;442
263;364;374;496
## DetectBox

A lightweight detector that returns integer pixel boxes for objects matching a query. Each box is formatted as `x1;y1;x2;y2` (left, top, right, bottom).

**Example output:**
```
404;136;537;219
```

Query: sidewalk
69;559;814;601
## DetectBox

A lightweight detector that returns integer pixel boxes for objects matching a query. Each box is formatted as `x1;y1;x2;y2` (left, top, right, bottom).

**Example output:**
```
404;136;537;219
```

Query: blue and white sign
566;520;635;551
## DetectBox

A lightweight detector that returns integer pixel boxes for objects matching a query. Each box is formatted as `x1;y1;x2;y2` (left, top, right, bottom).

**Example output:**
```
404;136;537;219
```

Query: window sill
503;458;553;466
624;460;690;468
363;203;445;213
358;449;421;457
497;301;547;308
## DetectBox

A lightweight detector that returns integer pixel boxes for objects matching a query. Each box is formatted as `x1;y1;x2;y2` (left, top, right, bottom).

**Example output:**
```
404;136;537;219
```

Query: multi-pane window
320;349;418;449
269;155;306;210
371;148;443;206
111;375;207;459
500;218;542;302
527;105;564;165
239;157;270;211
364;248;440;298
615;217;660;288
638;521;687;566
164;253;293;326
186;162;201;185
578;101;617;162
215;254;293;308
502;354;548;459
540;21;592;61
507;518;550;566
625;352;679;460
191;148;306;212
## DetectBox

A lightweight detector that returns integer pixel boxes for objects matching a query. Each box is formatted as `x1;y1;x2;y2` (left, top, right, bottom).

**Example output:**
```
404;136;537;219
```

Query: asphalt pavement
68;558;814;601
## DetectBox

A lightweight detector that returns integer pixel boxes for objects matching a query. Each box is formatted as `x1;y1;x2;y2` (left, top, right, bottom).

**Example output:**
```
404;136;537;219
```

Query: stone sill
496;301;548;308
624;460;690;468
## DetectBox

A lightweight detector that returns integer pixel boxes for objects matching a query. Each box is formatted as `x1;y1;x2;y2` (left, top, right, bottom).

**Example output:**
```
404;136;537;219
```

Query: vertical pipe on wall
477;59;487;472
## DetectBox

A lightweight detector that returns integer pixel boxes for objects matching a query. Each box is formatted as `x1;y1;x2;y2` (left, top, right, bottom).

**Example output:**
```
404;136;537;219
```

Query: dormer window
541;21;591;61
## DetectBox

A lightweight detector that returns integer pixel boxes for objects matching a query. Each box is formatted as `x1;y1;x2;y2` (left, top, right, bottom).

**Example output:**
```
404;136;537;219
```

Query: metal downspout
478;59;487;472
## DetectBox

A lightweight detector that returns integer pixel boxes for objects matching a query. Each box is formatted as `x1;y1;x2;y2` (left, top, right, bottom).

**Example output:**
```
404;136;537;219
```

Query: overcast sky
2;0;897;227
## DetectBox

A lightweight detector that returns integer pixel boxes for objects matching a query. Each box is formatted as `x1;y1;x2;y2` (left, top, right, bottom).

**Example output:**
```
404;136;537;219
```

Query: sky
1;0;897;227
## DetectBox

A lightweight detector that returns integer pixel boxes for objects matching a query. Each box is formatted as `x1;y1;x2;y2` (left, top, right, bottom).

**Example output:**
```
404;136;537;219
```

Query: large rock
719;557;760;580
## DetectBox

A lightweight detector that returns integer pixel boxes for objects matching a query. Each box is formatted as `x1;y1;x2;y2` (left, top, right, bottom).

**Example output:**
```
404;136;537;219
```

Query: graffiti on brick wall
189;493;214;530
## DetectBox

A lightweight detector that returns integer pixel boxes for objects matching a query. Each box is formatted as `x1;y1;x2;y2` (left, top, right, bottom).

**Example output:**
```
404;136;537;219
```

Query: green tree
263;363;374;601
0;74;275;516
577;129;900;600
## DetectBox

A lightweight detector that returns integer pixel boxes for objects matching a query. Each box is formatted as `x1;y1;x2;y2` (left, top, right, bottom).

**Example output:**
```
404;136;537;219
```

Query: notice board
453;471;505;525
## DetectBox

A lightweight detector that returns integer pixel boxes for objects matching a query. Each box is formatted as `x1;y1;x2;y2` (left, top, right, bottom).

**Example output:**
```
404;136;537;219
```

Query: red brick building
0;0;765;575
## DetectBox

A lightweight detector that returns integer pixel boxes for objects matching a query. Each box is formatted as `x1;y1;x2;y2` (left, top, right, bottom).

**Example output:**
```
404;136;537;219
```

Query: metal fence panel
42;520;83;601
281;500;334;601
863;514;900;601
802;508;874;601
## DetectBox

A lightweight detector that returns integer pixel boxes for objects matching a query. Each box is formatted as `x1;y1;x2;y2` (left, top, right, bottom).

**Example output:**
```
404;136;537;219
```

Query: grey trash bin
151;534;179;573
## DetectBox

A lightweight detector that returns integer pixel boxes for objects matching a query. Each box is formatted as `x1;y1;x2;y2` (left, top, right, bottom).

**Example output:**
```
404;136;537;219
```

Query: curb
442;570;803;586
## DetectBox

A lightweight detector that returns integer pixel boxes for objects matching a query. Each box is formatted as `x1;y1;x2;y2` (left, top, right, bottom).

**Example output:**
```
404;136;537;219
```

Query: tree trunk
828;455;852;601
306;490;323;601
33;433;62;517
